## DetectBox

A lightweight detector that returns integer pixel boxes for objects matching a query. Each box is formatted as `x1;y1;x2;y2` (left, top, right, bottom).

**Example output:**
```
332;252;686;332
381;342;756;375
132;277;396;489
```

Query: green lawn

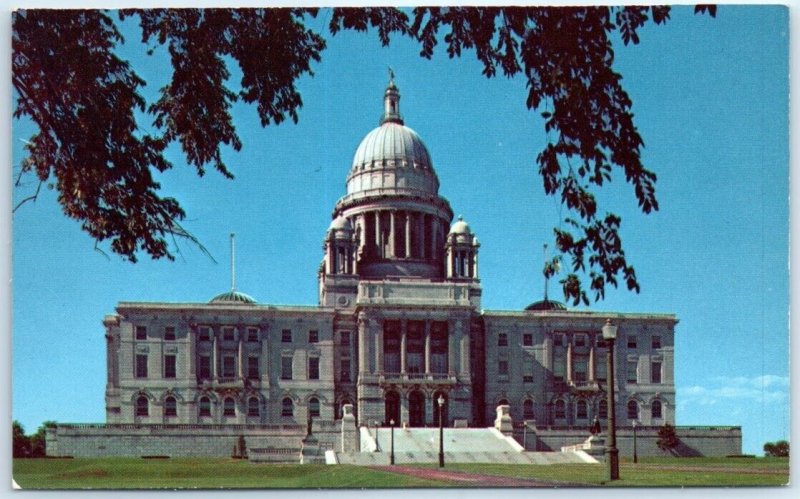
13;456;790;489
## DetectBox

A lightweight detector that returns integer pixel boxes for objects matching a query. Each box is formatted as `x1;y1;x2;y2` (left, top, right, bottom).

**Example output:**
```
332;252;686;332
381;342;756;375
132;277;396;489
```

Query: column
261;328;270;386
326;239;333;274
431;220;438;260
212;330;218;381
589;343;596;382
460;327;470;375
405;212;411;258
424;321;431;374
474;249;479;278
448;321;458;375
420;214;427;259
188;325;196;376
358;316;368;375
400;320;407;374
566;338;573;383
237;330;244;379
389;210;396;258
446;244;453;278
375;211;381;257
375;325;384;374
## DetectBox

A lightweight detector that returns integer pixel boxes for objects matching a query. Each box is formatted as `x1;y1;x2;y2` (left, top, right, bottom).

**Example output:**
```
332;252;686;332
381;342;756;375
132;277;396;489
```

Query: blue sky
8;6;789;456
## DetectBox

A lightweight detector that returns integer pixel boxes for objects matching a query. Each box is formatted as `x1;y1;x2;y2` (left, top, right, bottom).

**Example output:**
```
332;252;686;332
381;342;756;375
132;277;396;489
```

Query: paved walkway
369;465;582;488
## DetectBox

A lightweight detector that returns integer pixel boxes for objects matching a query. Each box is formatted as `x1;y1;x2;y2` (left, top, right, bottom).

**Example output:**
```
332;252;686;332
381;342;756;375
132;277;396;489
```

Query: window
136;396;149;416
222;355;236;378
135;354;148;378
596;358;607;381
223;397;236;417
198;326;211;341
164;326;176;341
651;400;663;419
498;333;508;347
309;397;320;418
308;330;319;343
652;336;662;349
598;399;608;419
282;329;292;343
523;333;533;347
198;355;211;380
575;334;586;347
247;356;259;379
340;331;350;345
498;360;509;376
222;327;235;342
574;359;588;382
627;336;637;349
248;397;260;417
199;396;211;417
554;400;566;419
576;400;588;419
281;356;293;380
164;396;177;417
247;328;259;342
281;397;294;417
164;354;176;378
627;360;638;384
596;336;607;348
627;400;639;420
651;361;662;384
553;351;566;382
523;399;535;419
523;375;534;383
308;357;320;380
340;359;351;382
136;326;147;340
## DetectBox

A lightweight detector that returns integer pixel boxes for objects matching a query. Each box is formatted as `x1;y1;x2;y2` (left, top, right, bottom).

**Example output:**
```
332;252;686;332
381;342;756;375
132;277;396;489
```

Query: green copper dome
209;290;257;305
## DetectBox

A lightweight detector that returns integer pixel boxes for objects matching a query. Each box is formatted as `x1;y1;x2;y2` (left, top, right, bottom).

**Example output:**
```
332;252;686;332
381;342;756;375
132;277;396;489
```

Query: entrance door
385;391;400;425
408;391;425;427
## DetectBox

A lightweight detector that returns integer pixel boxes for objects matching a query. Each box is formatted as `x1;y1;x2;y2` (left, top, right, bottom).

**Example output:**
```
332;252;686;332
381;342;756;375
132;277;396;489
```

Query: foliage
13;6;714;302
763;440;789;457
12;420;55;458
656;423;679;454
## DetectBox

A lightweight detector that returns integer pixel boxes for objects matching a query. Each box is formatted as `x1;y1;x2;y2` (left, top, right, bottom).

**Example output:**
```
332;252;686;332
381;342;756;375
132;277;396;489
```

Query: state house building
102;79;677;434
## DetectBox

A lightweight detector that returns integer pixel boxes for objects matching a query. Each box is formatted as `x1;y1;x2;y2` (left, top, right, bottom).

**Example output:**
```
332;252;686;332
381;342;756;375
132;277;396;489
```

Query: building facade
102;78;677;434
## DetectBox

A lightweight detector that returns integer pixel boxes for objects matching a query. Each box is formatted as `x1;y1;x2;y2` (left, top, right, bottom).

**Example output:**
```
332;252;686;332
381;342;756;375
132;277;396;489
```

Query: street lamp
437;395;445;468
390;419;395;465
632;420;638;464
602;318;620;481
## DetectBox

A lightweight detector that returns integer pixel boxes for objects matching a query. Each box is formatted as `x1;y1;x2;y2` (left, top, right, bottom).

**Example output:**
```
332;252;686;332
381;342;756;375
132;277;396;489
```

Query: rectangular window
308;330;319;343
340;331;350;345
164;354;176;378
523;374;534;383
281;356;293;380
523;333;533;347
553;351;566;381
282;329;292;343
627;336;637;349
596;358;607;381
199;355;211;379
652;336;662;349
498;360;509;376
247;327;259;342
574;359;588;382
340;359;351;382
135;326;147;340
248;357;259;379
498;333;508;347
575;334;586;347
222;355;236;378
164;326;176;341
198;326;211;342
627;360;638;384
135;354;148;378
651;361;662;384
308;357;320;380
222;326;235;342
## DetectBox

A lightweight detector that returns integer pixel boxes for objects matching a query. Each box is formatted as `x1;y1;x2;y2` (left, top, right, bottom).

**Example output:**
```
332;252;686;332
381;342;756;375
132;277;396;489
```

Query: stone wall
519;425;742;457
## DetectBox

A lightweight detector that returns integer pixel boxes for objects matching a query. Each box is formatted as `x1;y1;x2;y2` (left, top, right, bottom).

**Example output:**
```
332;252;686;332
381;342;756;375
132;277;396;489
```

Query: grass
13;456;790;489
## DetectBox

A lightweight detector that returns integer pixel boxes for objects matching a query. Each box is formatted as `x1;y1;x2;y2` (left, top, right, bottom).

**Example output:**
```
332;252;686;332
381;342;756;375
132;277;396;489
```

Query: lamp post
437;395;445;468
390;419;395;465
632;420;638;464
602;318;620;481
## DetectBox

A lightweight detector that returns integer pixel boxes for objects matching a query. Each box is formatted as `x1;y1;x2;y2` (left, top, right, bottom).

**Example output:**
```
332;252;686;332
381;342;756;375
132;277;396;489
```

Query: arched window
282;397;294;417
309;397;320;418
223;397;236;417
199;396;211;417
164;396;177;417
598;399;608;419
136;395;149;416
523;399;535;419
627;400;639;420
554;400;566;419
497;398;509;407
651;400;663;419
576;399;588;420
247;397;260;417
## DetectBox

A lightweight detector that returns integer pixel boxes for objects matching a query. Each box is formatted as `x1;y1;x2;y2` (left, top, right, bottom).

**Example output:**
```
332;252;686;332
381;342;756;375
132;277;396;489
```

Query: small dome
209;290;257;305
329;216;352;232
449;216;471;235
525;299;566;311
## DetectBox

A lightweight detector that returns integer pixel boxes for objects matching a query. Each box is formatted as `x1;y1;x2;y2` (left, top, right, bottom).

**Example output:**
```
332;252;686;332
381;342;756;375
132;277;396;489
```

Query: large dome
351;123;433;172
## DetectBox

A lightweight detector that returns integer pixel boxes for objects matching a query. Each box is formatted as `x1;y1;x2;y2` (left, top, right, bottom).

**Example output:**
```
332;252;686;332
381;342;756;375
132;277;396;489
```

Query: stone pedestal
494;404;513;435
585;435;607;460
300;434;323;464
340;404;359;453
